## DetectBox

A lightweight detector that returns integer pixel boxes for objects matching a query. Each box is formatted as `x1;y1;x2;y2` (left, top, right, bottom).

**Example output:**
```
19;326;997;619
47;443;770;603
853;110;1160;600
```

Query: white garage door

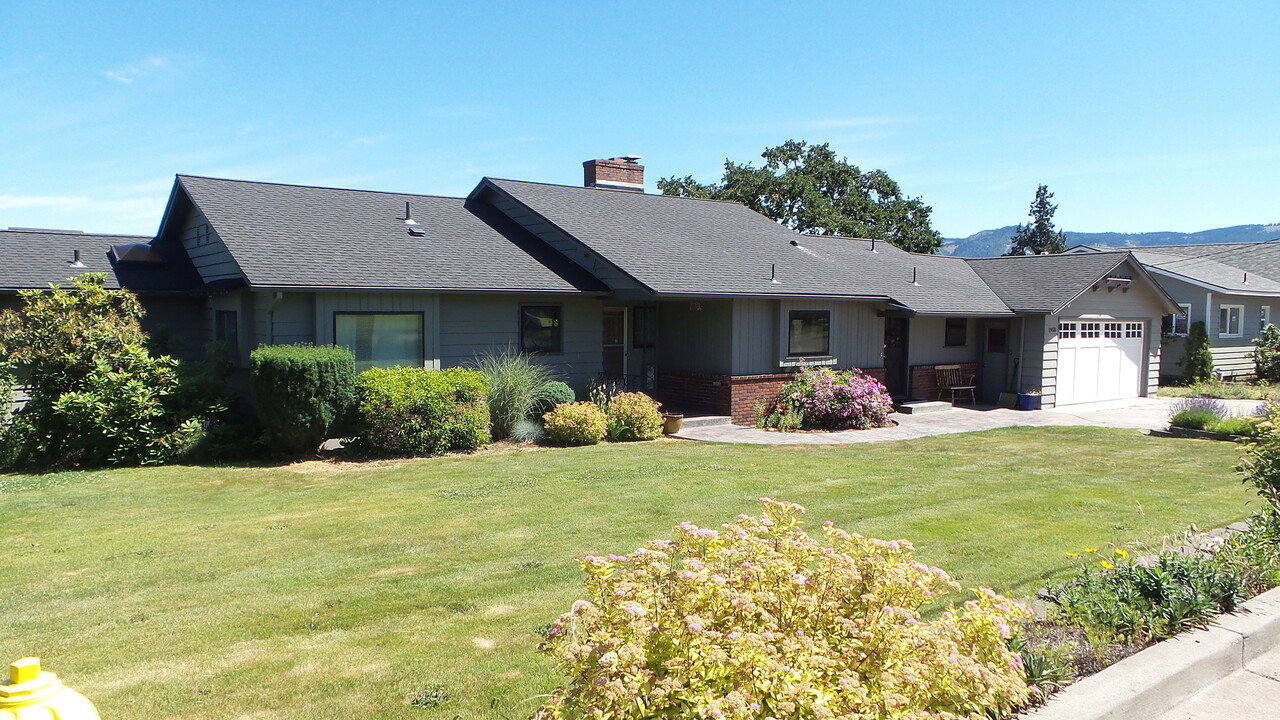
1056;321;1144;405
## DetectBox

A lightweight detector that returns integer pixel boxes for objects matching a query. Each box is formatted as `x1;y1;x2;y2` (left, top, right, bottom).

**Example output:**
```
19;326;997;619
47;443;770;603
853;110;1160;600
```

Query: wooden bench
935;365;976;405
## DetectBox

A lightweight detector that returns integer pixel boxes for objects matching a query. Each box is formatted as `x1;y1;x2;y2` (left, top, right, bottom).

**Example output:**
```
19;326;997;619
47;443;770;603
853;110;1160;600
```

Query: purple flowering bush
774;367;894;430
535;499;1032;720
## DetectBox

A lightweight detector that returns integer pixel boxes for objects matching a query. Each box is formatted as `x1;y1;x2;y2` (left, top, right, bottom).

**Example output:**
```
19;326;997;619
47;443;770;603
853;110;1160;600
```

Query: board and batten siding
659;299;733;375
439;294;603;391
908;316;981;366
729;298;882;376
251;291;315;347
179;206;243;284
314;292;442;370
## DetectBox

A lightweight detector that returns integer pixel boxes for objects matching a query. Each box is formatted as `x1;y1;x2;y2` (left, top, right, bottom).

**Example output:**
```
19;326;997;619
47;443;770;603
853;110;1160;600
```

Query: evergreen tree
1005;184;1068;256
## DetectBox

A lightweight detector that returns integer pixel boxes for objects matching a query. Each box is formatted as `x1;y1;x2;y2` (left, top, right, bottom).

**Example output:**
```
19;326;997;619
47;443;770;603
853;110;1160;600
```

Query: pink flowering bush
535;499;1032;720
772;367;894;430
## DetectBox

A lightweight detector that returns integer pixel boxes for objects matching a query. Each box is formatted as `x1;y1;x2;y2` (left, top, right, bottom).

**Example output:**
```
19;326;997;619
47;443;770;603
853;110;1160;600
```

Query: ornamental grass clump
535;498;1032;720
543;401;608;445
772;367;894;430
605;391;663;441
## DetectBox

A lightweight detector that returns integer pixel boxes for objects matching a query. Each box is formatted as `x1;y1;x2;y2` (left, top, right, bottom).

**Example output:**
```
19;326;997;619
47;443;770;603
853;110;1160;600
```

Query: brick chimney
583;156;644;192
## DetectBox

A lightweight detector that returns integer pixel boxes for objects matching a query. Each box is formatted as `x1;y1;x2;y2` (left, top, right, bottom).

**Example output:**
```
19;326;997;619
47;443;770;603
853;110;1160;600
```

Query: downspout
1017;315;1026;391
267;291;285;345
1204;292;1212;336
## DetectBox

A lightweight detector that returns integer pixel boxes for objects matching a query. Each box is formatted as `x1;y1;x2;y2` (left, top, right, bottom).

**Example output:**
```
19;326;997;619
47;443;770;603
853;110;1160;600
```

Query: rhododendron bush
772;367;895;430
535;499;1031;720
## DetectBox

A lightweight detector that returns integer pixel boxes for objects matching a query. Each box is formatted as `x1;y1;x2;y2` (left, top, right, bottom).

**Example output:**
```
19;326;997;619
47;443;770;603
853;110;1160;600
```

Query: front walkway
673;397;1266;444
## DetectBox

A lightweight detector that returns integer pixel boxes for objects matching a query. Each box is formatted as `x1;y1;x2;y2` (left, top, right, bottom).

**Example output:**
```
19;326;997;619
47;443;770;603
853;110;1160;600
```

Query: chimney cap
622;155;643;164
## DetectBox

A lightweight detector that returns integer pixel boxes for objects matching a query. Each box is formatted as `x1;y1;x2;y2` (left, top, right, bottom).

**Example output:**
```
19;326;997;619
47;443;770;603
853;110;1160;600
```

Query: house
0;227;206;359
1069;242;1280;380
9;159;1181;423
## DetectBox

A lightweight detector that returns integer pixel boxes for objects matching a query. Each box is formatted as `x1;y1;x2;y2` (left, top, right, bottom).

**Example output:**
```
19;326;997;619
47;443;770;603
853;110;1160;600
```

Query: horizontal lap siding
180;209;242;283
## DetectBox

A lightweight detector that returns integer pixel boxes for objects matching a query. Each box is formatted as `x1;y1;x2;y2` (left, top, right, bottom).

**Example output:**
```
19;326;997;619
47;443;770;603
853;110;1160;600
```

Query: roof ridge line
177;174;468;201
486;177;748;206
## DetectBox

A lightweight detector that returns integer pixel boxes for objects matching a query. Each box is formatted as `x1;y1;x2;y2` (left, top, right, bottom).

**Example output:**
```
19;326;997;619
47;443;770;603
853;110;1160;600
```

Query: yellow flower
1114;549;1128;558
1100;560;1114;569
1084;547;1098;553
1065;552;1080;558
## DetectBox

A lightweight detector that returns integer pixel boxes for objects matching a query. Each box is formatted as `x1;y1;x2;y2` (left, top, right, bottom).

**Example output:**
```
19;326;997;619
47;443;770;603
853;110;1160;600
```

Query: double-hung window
1219;304;1243;338
1262;305;1272;331
335;312;424;371
1164;303;1191;336
787;310;830;357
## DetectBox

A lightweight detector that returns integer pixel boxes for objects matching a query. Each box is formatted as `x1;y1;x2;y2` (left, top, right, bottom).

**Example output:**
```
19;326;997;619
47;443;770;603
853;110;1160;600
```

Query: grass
1159;379;1279;400
0;427;1259;719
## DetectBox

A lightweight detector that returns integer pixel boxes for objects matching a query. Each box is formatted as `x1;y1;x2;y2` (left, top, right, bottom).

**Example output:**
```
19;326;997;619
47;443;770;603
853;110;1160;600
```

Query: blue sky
2;1;1277;240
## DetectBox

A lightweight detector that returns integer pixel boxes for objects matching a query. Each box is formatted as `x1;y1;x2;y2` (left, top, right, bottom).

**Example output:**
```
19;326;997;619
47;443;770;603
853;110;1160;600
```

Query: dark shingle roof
0;229;138;291
484;179;1013;314
1127;242;1280;293
965;252;1137;313
174;175;608;293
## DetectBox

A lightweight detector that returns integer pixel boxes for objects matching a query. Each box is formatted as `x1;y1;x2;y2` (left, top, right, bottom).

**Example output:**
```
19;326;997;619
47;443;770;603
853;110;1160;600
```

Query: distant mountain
942;224;1280;258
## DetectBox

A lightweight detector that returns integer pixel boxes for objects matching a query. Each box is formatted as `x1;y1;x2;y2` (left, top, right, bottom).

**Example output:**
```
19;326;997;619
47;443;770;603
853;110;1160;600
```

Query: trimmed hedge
354;366;490;457
250;344;357;456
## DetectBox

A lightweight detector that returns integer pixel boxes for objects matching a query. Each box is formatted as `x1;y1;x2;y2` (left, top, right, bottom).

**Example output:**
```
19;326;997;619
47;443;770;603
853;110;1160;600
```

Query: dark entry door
602;308;626;379
981;321;1010;403
883;316;910;397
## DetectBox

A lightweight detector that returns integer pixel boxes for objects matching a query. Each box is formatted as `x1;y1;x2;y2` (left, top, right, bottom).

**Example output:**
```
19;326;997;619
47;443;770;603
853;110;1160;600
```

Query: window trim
1219;304;1244;338
786;309;831;358
333;311;426;369
520;305;563;355
943;317;968;347
1262;305;1272;331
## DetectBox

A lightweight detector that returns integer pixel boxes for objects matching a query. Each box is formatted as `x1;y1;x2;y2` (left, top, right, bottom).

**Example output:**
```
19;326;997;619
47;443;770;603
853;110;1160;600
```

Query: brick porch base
658;368;888;425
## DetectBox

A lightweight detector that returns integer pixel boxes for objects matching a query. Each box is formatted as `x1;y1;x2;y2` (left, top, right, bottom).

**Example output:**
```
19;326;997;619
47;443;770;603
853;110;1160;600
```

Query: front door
602;307;627;381
883;316;910;397
981;321;1010;403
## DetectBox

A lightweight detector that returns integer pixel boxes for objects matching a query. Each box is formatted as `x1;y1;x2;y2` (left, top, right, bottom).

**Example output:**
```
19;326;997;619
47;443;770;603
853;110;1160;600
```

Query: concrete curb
1019;585;1280;720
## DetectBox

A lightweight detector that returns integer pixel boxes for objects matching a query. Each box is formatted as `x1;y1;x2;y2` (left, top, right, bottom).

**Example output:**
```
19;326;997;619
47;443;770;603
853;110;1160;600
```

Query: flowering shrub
544;401;608;445
606;392;663;441
535;499;1032;719
769;367;894;430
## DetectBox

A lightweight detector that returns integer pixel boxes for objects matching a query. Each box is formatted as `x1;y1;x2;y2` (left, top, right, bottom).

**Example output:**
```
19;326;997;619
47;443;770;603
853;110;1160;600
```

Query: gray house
1070;242;1280;380
7;159;1180;423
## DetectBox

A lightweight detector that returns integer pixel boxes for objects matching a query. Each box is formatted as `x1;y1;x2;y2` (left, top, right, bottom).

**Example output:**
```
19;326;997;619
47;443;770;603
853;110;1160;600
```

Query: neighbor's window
521;305;562;353
788;310;830;357
1219;304;1243;338
1263;305;1272;330
334;312;424;371
1164;303;1191;336
215;310;239;358
944;318;967;347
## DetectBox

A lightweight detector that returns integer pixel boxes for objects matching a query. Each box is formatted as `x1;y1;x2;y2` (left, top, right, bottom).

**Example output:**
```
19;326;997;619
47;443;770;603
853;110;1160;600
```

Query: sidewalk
673;397;1265;444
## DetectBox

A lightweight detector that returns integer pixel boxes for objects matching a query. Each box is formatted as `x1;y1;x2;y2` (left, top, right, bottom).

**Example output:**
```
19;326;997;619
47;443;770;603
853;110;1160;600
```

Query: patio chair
935;365;977;406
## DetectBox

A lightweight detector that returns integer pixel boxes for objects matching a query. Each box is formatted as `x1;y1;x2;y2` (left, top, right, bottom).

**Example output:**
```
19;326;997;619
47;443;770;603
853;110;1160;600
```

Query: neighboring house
0;227;206;360
1069;242;1280;380
8;159;1181;423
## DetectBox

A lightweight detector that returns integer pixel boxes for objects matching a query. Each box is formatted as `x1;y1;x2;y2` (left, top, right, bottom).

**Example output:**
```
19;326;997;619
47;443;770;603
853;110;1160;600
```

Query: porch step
895;401;952;414
679;415;732;429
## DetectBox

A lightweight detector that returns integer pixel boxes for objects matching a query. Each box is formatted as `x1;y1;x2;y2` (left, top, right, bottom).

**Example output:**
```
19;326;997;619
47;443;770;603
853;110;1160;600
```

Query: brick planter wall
909;362;978;402
660;367;890;425
656;371;733;416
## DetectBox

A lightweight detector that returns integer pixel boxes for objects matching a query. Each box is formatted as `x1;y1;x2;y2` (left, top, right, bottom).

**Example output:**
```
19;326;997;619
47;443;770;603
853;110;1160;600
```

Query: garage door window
1104;322;1123;338
1080;322;1101;338
1219;305;1243;338
1059;322;1077;339
1125;323;1143;338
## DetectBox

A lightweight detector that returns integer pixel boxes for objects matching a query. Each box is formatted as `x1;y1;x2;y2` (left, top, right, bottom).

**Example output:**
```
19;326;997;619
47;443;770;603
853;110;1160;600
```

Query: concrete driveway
673;396;1268;445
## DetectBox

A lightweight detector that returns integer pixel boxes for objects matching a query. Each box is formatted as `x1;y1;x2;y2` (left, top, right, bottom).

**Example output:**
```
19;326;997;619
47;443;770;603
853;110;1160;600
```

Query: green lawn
0;427;1257;719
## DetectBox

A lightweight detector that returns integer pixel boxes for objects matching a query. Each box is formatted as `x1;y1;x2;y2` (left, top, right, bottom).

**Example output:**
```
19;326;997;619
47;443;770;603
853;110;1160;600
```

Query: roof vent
402;201;418;225
770;263;781;285
68;249;86;268
910;267;921;286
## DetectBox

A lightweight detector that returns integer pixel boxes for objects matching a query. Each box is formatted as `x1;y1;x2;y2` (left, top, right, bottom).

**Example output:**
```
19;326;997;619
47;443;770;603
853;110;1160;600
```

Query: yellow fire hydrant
0;658;99;719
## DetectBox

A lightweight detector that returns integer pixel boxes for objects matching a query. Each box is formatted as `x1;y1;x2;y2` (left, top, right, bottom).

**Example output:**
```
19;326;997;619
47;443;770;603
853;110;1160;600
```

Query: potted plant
1015;389;1042;411
661;412;684;435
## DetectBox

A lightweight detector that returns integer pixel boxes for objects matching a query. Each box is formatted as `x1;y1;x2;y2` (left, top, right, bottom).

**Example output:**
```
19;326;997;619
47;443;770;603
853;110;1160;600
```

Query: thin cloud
103;56;169;84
